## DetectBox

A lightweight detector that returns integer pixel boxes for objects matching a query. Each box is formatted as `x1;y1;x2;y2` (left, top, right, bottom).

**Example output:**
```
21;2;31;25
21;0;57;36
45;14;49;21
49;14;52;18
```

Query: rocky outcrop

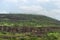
0;26;60;33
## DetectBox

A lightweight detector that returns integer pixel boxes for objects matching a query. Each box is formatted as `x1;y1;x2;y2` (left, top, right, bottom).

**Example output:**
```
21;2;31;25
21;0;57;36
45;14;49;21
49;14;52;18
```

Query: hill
0;14;60;40
0;14;60;27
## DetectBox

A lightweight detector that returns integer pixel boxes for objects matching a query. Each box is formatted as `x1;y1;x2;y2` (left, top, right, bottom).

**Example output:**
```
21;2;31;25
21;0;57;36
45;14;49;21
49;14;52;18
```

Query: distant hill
0;14;60;27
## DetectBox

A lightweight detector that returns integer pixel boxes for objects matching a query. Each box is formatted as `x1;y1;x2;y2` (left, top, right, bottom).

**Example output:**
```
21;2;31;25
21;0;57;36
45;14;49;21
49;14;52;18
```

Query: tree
43;32;59;40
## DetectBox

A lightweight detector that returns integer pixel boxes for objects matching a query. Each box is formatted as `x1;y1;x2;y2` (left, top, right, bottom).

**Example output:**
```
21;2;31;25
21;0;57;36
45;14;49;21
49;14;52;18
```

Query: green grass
0;32;60;40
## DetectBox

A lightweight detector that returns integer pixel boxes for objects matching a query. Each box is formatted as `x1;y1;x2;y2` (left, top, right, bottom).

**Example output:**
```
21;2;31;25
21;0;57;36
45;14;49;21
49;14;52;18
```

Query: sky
0;0;60;20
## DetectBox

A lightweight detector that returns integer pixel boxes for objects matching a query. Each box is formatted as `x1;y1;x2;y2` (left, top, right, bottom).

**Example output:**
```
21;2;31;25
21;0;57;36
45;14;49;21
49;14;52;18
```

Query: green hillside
0;14;60;27
0;14;60;40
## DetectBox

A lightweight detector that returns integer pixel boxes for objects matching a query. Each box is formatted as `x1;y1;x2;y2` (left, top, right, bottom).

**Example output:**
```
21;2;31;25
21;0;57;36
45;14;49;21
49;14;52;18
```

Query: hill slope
0;14;60;27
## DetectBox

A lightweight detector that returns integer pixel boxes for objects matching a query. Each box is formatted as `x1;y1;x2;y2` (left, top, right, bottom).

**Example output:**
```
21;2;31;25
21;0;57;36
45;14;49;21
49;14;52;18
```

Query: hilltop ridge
0;14;60;27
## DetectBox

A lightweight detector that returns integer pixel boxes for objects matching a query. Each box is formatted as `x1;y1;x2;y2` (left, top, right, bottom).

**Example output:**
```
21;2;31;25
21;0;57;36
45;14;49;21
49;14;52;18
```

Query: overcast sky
0;0;60;20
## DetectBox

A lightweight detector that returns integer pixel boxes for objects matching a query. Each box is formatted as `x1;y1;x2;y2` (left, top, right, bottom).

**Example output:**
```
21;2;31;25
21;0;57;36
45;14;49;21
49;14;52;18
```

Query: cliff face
0;26;60;36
